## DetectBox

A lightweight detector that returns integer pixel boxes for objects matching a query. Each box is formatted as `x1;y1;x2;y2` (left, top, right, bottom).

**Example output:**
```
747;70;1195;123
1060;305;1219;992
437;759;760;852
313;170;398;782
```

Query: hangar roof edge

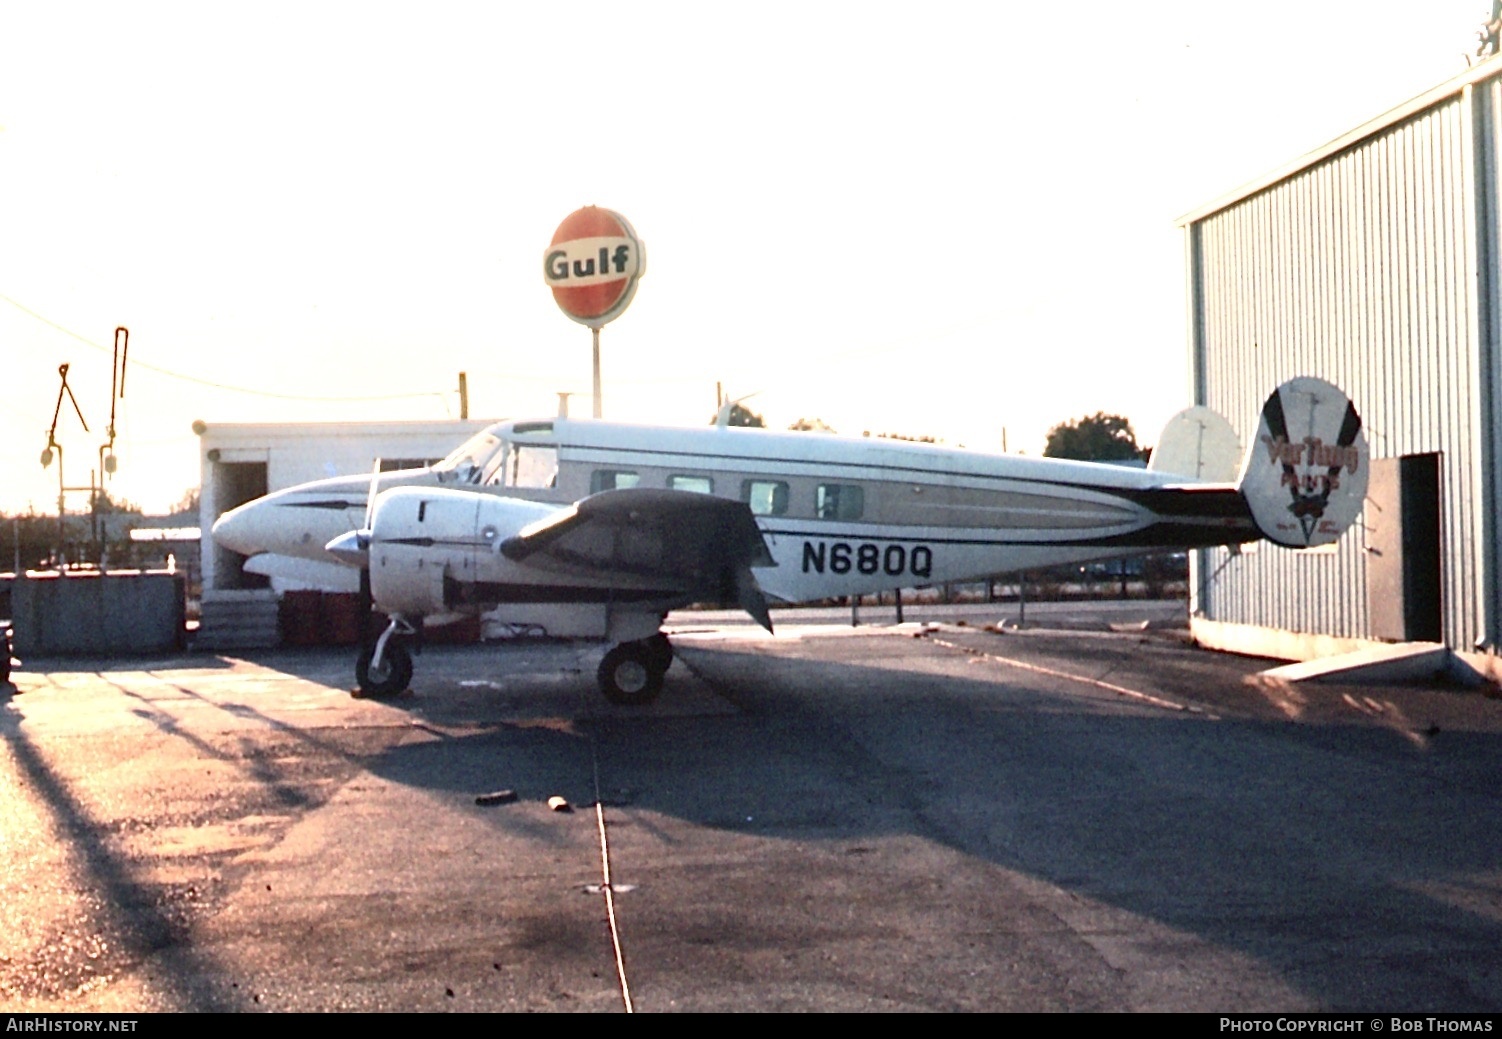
1176;50;1502;228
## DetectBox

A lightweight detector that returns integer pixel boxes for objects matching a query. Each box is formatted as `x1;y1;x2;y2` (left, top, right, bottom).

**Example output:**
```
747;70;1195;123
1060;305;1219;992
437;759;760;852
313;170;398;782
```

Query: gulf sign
543;207;646;328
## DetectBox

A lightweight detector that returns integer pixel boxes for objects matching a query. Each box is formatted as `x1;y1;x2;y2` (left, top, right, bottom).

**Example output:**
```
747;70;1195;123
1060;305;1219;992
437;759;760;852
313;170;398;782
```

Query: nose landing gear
355;615;417;698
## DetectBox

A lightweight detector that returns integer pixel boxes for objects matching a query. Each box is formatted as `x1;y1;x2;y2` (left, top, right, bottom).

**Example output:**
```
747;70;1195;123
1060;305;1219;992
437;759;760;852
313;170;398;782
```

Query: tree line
716;405;1148;461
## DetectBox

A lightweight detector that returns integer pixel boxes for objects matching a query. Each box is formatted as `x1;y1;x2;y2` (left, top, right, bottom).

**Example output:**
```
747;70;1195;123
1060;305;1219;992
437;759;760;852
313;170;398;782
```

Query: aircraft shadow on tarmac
355;638;1502;1012
7;635;1497;1011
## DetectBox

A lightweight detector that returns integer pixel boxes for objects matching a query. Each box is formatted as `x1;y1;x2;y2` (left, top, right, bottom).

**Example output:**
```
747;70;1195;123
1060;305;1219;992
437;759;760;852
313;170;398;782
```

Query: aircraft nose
211;500;267;555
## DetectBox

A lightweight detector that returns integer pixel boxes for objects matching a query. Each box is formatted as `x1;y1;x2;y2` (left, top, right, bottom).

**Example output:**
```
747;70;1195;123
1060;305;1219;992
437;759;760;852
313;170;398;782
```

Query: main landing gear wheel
598;641;666;706
644;633;673;672
356;640;413;698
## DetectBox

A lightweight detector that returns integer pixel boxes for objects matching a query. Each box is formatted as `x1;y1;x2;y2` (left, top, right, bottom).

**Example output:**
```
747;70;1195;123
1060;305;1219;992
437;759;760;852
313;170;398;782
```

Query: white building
1179;54;1502;681
196;418;488;646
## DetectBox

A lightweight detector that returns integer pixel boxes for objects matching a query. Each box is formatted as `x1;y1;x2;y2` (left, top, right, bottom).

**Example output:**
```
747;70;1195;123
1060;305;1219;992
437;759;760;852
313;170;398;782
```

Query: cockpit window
510;445;559;489
434;431;508;485
480;446;510;486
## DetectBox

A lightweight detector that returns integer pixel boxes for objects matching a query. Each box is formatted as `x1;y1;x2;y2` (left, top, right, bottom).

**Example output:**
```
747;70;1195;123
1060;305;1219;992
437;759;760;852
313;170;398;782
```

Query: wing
499;488;777;630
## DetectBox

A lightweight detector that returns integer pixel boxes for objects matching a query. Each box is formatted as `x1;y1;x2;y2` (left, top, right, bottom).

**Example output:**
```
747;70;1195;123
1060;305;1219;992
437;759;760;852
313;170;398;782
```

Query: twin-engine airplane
211;376;1369;705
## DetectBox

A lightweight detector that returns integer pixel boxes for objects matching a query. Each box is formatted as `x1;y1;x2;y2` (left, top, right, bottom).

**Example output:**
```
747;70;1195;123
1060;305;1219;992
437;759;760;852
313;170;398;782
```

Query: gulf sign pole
543;207;646;418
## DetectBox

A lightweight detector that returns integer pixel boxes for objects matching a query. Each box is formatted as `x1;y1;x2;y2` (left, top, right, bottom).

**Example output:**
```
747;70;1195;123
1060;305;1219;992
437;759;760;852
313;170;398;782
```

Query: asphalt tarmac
3;604;1501;1012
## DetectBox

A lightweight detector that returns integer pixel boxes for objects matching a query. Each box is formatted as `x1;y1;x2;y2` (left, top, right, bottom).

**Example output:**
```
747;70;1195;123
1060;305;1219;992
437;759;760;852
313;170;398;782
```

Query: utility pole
39;364;88;568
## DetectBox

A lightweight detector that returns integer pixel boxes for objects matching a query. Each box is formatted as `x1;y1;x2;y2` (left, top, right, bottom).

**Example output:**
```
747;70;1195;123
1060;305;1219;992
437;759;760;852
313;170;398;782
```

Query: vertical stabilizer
1237;377;1369;548
1149;405;1241;482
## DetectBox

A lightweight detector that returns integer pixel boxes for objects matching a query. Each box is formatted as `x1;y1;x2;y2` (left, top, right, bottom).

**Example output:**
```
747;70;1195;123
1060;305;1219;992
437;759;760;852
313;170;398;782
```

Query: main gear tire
644;633;673;672
598;642;665;706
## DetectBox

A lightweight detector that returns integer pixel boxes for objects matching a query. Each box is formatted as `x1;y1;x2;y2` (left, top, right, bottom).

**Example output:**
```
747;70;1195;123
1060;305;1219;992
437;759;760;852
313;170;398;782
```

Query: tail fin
1236;377;1368;548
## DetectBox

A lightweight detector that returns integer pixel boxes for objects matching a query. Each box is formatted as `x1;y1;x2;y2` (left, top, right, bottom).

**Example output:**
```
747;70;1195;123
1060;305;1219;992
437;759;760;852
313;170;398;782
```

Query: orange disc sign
543;207;646;328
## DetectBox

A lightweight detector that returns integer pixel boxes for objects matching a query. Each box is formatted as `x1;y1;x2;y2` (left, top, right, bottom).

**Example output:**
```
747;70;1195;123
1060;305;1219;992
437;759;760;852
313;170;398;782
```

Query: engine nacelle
367;487;558;616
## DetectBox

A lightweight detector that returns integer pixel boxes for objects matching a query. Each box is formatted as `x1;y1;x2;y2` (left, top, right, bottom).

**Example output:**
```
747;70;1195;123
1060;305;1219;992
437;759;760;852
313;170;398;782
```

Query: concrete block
13;571;186;656
1255;641;1451;685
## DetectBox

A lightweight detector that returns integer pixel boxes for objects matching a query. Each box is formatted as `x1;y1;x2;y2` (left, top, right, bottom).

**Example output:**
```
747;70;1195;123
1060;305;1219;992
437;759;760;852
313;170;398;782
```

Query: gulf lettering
802;540;933;579
544;242;637;282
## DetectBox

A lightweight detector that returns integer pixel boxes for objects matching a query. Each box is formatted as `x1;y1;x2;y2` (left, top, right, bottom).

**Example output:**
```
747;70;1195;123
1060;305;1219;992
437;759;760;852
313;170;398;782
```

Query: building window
742;480;789;516
816;483;864;520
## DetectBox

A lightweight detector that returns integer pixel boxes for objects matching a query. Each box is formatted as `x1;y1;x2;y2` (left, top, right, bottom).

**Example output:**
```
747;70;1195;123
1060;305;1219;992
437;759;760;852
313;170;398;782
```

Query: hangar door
1365;454;1442;643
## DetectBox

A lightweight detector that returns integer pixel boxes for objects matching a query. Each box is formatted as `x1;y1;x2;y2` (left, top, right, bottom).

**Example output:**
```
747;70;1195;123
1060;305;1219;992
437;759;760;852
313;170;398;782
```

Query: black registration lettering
802;541;827;573
830;543;852;574
800;540;933;579
883;545;906;575
911;546;933;578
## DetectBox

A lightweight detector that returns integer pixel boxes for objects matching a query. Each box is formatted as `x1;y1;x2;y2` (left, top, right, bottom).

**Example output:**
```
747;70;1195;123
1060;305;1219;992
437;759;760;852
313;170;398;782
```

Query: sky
0;1;1492;515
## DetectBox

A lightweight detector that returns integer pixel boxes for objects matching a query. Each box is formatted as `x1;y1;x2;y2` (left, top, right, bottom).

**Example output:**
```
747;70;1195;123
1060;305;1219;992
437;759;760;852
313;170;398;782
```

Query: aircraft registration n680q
211;376;1368;706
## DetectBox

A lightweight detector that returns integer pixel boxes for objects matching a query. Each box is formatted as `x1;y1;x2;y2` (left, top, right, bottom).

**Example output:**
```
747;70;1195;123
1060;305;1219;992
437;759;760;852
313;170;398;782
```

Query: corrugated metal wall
1184;71;1498;651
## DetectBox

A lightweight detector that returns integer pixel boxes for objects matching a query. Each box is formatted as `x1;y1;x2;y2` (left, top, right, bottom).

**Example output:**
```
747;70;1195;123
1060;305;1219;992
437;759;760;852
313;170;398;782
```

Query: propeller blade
364;457;382;532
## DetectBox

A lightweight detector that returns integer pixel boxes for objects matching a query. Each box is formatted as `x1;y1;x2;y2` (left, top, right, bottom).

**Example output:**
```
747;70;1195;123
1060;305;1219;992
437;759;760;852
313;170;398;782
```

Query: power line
1;294;452;404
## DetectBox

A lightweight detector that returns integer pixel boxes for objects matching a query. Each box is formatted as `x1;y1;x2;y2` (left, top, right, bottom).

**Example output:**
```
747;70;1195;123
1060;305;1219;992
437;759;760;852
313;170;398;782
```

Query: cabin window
591;469;640;493
669;475;714;494
816;483;864;520
510;445;558;488
742;480;789;516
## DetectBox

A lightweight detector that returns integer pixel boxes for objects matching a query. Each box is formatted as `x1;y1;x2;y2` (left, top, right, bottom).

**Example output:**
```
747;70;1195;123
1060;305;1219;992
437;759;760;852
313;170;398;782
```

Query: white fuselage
213;416;1249;604
515;419;1236;602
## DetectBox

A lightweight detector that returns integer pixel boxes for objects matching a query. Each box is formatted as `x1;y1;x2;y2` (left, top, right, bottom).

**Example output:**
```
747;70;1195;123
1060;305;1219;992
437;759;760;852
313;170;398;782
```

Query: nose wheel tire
357;640;413;698
598;641;666;706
